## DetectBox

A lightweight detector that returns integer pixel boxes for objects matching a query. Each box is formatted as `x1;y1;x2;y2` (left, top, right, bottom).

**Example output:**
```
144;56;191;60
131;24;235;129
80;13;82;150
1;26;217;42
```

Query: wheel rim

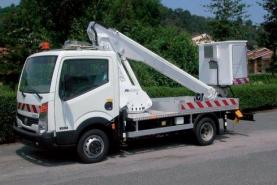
200;122;214;142
83;135;104;159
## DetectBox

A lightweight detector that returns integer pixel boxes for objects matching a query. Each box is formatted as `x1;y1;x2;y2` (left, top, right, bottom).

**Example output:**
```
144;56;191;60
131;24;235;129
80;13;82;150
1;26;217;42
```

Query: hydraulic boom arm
87;22;217;99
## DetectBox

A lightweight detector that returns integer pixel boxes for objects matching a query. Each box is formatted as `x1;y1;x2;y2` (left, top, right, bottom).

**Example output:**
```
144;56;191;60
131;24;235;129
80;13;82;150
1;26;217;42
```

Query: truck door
54;56;119;139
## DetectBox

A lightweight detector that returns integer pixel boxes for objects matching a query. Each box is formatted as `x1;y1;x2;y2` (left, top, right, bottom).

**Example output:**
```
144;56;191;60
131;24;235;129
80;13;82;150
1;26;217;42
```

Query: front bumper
13;126;55;148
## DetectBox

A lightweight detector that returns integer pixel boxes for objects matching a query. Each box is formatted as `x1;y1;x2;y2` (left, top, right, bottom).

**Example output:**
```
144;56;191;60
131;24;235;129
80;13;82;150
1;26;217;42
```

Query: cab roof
29;49;116;59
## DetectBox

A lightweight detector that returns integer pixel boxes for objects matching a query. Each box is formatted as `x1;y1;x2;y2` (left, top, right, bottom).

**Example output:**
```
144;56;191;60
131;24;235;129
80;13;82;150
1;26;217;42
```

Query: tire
194;117;216;146
77;129;109;163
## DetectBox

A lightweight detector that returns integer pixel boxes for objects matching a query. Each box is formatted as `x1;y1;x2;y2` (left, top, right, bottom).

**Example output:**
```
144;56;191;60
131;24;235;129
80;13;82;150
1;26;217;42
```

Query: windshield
19;55;57;93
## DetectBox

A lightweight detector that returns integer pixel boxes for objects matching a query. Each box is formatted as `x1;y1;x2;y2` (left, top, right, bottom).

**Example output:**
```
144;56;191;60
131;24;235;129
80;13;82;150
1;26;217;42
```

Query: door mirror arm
60;75;68;101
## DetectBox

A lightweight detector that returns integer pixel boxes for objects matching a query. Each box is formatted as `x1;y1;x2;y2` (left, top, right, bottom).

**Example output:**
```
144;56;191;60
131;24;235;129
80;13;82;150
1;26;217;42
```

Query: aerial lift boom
87;22;217;111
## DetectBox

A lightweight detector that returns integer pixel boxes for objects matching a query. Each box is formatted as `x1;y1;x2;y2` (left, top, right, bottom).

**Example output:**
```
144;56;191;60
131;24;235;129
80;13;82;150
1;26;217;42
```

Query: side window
204;45;214;59
59;59;109;100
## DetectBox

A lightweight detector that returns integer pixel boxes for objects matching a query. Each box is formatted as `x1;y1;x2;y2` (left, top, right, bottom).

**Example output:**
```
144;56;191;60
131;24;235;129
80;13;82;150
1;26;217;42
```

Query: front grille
17;113;39;126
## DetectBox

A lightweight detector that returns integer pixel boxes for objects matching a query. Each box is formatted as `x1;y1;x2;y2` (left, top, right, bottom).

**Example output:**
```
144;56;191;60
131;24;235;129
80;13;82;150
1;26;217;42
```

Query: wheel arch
193;113;220;134
75;117;114;144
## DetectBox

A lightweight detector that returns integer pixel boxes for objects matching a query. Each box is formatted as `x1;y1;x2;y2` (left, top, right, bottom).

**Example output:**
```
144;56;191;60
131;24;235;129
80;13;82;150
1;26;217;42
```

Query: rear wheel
194;117;216;146
77;129;109;163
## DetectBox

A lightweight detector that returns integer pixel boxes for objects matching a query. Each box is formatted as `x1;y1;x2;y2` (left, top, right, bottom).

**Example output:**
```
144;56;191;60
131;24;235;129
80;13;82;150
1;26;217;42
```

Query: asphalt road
0;110;277;185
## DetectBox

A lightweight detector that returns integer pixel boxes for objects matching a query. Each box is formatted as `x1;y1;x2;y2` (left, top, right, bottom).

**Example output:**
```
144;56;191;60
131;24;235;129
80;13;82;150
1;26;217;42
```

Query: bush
249;73;277;84
143;86;194;97
0;83;276;144
0;86;16;144
232;84;277;110
144;84;277;111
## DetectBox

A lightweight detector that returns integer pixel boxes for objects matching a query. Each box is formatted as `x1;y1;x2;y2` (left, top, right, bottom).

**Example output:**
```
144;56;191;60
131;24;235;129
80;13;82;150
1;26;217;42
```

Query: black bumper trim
13;126;55;147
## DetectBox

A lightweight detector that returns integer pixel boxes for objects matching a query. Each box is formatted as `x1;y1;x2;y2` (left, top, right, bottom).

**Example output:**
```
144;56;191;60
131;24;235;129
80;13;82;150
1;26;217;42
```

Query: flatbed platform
128;96;239;121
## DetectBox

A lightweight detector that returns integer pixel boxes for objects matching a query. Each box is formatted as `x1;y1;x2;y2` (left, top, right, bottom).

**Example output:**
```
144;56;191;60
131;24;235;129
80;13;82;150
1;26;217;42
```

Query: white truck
14;22;251;163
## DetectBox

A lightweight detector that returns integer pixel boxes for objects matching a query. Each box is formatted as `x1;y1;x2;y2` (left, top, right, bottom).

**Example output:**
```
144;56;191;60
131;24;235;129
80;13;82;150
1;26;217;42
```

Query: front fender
74;111;113;130
55;111;115;145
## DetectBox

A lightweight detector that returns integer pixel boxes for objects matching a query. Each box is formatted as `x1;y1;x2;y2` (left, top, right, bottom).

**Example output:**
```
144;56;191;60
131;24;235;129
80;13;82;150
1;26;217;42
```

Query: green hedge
0;81;277;144
0;87;16;144
144;84;277;111
232;84;277;110
249;73;277;84
143;86;194;97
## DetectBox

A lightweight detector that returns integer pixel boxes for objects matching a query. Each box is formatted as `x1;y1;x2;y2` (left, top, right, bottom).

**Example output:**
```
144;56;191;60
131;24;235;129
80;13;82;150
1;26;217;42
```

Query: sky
0;0;267;24
162;0;266;24
0;0;20;8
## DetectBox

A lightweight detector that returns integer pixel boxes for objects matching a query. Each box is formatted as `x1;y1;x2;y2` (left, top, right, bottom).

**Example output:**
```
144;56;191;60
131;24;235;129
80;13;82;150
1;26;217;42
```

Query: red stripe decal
214;100;221;107
32;105;38;113
234;78;250;85
21;103;24;110
26;104;31;112
222;100;229;106
206;101;213;107
187;103;195;109
230;99;237;105
196;101;204;109
21;103;25;110
17;103;21;109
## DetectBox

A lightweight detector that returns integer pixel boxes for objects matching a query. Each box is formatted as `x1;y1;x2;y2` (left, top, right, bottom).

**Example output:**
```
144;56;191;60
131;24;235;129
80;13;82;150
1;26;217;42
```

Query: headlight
38;103;48;134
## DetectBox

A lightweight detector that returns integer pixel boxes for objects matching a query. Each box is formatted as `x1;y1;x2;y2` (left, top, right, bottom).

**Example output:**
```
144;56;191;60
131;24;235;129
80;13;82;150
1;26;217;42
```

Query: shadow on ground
15;130;246;166
16;146;78;167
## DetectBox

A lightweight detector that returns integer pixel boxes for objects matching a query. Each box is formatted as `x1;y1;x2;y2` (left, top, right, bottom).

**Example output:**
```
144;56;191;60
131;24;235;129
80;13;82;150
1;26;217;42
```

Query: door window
60;59;109;100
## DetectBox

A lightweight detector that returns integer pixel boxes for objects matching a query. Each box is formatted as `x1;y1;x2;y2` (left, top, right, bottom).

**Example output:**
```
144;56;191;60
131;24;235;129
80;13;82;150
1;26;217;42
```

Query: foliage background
0;0;276;143
0;87;16;144
0;0;264;87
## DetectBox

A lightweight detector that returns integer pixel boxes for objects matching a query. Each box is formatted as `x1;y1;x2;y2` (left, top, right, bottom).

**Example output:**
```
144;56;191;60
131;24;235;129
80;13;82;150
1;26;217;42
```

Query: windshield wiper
27;87;43;100
34;91;43;100
21;91;26;98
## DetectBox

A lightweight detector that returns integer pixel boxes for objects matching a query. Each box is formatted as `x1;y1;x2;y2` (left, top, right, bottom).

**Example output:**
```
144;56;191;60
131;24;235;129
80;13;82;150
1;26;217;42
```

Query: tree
0;0;209;87
160;8;212;35
205;0;249;40
261;0;277;75
0;0;52;86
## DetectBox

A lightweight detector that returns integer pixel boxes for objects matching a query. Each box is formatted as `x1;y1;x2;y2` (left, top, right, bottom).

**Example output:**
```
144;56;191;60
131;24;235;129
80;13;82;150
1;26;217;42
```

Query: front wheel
194;117;216;146
77;129;109;163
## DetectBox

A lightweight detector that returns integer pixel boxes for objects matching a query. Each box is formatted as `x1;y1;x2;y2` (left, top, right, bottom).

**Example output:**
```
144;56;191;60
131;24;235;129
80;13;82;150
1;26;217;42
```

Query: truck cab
15;50;120;162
